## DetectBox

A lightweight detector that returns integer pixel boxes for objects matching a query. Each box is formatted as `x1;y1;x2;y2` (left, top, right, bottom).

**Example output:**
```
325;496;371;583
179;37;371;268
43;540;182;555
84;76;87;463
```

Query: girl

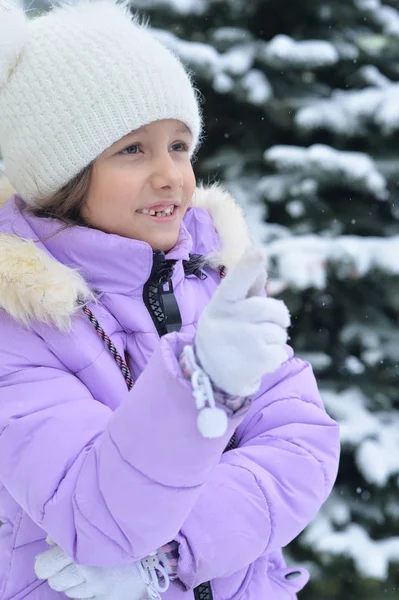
0;1;340;599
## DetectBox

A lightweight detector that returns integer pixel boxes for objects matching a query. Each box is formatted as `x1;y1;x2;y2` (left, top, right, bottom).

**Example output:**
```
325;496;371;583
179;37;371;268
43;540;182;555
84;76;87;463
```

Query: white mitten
196;247;290;397
34;539;169;600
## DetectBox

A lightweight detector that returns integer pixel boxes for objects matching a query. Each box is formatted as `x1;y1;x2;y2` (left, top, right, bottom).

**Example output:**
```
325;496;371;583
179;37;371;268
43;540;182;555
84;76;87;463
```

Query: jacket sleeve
0;314;242;566
175;348;340;589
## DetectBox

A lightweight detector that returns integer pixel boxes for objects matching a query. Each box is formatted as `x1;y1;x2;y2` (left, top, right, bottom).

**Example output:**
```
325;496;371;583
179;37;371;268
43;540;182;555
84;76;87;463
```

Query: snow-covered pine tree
127;1;399;598
16;1;399;598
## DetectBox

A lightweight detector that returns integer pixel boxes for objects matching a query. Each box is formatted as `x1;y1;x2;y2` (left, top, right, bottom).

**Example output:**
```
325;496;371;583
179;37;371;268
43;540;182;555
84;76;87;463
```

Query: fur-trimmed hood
0;174;252;329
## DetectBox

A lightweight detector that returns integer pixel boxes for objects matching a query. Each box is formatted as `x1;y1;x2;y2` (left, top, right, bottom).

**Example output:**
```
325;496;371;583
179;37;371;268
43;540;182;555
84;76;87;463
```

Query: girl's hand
34;538;169;599
196;247;290;397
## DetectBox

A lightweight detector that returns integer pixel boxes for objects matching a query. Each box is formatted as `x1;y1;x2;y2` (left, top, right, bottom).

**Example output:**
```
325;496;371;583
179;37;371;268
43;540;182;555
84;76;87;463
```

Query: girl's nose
151;153;183;190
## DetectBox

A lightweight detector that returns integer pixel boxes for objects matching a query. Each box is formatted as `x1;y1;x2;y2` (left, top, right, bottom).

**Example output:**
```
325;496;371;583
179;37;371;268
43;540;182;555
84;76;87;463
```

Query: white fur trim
0;234;93;329
193;184;253;270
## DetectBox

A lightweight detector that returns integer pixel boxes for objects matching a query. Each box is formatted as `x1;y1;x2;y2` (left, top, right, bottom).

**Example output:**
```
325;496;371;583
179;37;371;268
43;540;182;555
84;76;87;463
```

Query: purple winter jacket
0;185;340;600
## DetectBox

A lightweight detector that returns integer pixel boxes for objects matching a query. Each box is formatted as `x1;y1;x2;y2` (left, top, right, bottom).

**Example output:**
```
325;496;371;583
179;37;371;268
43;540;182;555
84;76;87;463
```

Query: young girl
0;1;340;599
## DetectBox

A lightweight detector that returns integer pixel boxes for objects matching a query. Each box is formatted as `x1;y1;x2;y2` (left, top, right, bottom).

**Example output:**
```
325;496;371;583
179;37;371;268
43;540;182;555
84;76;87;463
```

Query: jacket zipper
143;252;227;600
143;250;182;337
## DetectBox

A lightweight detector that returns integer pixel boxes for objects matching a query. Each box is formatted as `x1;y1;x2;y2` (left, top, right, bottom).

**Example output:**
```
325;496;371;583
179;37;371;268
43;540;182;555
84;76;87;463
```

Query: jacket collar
21;200;195;297
0;176;253;329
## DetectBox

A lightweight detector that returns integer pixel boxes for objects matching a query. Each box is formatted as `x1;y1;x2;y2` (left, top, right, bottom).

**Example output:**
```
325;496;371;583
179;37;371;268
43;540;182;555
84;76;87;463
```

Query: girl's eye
171;141;189;152
120;144;141;155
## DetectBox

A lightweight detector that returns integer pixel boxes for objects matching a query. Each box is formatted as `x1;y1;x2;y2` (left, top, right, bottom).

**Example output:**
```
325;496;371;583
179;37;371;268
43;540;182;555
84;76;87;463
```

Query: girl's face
82;119;196;251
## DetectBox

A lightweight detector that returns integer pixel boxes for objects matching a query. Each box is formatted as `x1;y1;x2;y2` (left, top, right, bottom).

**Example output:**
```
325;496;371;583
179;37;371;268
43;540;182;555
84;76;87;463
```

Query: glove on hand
34;538;168;600
196;247;290;397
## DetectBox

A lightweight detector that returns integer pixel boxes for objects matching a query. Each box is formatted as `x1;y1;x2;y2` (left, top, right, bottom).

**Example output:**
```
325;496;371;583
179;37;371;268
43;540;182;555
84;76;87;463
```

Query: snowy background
8;0;399;598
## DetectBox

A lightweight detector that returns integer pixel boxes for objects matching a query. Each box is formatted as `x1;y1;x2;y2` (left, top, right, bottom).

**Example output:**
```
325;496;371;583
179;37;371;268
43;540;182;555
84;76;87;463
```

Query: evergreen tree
130;1;399;598
16;1;399;598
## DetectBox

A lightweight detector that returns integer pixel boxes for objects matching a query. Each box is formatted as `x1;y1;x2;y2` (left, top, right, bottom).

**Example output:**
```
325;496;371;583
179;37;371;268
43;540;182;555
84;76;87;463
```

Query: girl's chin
148;233;180;252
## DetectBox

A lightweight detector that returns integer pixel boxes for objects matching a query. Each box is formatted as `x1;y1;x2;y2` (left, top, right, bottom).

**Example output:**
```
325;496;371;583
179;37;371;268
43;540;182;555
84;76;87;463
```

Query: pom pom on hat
0;1;28;89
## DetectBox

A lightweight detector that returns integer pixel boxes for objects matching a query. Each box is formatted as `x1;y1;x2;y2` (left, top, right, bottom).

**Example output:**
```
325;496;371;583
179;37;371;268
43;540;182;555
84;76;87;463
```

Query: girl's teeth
139;206;175;217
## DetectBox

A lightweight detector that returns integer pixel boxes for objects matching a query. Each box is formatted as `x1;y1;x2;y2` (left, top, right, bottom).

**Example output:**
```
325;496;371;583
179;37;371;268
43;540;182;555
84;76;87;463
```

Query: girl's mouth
136;204;177;221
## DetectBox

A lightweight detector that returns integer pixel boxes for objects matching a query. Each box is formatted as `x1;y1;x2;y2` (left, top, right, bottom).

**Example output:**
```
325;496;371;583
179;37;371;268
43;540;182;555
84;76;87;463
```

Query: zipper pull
160;278;182;333
153;250;182;334
143;251;182;336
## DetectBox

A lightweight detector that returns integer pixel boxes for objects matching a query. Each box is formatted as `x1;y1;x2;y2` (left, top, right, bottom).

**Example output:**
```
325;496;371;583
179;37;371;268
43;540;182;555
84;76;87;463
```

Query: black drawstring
80;304;134;390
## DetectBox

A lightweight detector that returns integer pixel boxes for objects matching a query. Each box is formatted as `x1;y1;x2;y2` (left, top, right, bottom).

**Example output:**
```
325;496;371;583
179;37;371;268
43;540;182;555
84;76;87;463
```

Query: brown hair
29;163;93;227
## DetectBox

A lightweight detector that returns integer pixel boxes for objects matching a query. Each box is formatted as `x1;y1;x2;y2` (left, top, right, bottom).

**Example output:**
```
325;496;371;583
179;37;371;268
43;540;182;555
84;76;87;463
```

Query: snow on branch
356;65;391;88
295;84;399;137
259;34;339;70
131;0;208;15
355;0;399;37
263;144;388;200
240;69;272;104
152;28;223;74
374;4;399;36
322;387;399;486
355;0;380;9
304;514;399;580
151;27;272;103
265;234;399;290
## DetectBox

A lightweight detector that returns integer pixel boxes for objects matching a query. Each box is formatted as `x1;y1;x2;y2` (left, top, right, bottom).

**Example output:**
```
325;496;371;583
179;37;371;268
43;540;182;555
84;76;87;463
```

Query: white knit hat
0;0;202;205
